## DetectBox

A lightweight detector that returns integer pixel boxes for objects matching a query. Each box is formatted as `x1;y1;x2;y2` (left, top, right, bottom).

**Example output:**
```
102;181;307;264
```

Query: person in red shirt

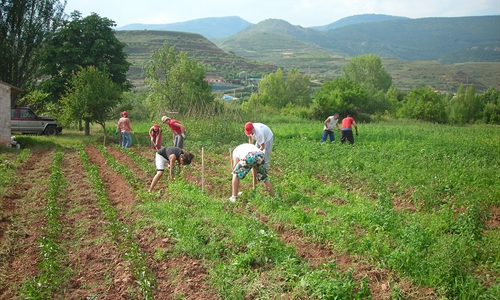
161;116;186;149
340;115;358;146
149;123;162;150
116;111;133;148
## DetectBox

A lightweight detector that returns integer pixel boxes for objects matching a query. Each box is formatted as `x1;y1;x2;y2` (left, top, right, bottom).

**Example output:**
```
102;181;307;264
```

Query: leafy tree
253;68;310;109
397;87;447;123
480;87;500;124
60;66;122;135
386;85;405;114
258;68;286;108
311;77;366;119
0;0;66;90
341;54;392;92
144;42;213;115
449;84;484;124
40;11;131;103
285;68;311;107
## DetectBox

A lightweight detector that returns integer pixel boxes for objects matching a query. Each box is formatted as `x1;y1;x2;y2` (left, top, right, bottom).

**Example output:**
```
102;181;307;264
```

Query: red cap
122;111;128;116
153;124;159;130
244;122;254;135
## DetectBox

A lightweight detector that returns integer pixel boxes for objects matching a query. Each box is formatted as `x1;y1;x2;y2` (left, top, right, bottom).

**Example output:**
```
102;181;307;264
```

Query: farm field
0;119;499;299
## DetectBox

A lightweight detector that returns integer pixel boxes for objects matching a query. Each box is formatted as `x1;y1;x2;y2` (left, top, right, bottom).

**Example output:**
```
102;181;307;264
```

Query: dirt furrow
0;148;54;299
89;145;219;299
57;149;135;299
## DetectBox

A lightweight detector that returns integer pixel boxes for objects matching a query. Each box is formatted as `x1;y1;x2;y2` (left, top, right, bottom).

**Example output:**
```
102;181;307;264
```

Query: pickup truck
11;107;62;135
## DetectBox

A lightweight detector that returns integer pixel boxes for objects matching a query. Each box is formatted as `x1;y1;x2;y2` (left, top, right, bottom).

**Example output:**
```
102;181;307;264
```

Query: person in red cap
116;111;133;148
149;123;162;150
244;122;274;165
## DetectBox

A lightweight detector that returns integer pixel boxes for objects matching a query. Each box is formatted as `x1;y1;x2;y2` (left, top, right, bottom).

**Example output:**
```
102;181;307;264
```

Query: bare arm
168;154;176;179
323;117;330;128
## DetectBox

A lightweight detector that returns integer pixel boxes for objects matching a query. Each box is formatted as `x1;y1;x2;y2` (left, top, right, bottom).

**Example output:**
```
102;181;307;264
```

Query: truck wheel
44;126;57;136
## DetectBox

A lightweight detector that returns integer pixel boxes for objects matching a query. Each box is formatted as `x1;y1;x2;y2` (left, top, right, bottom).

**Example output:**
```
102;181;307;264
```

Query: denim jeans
121;132;131;148
321;130;335;142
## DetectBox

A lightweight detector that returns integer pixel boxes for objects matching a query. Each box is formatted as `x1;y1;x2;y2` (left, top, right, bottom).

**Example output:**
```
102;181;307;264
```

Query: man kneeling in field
229;143;275;202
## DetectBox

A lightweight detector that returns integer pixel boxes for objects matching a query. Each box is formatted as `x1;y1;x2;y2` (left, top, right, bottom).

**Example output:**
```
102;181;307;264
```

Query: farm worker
162;116;186;149
321;113;340;143
116;111;124;145
340;114;358;146
229;143;274;202
116;111;133;148
149;123;162;150
148;146;194;192
244;122;273;165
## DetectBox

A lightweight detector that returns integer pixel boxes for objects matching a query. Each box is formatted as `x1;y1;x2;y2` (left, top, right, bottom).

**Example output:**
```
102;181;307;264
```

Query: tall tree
311;77;366;119
40;11;131;103
258;68;286;108
144;42;213;115
0;0;66;90
285;68;311;107
60;66;122;135
341;54;392;92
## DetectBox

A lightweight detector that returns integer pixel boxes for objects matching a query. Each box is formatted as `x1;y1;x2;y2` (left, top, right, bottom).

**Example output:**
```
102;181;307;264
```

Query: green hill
115;21;499;93
115;30;277;87
214;16;499;63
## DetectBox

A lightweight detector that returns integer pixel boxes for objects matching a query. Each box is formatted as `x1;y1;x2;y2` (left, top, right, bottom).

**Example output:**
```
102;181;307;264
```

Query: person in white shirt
229;143;275;202
244;122;273;164
320;113;340;143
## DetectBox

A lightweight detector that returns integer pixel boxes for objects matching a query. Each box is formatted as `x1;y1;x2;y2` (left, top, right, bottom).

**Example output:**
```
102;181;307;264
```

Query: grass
2;117;499;299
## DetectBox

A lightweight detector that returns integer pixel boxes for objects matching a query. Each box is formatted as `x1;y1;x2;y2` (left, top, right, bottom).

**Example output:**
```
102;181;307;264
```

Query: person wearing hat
229;143;275;202
149;123;162;150
148;146;194;192
161;116;186;149
116;111;133;148
244;122;273;165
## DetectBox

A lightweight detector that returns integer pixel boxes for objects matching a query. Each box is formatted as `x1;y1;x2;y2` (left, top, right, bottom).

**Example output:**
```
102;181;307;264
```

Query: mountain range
115;14;500;92
117;14;499;63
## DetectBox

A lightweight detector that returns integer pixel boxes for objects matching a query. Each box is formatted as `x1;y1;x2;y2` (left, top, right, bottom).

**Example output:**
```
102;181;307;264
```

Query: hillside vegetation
116;25;499;93
214;16;499;63
115;30;277;87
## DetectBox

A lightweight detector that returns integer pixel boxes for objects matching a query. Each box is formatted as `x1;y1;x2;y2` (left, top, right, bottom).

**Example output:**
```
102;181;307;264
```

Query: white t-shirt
324;116;339;131
251;123;273;145
232;143;261;159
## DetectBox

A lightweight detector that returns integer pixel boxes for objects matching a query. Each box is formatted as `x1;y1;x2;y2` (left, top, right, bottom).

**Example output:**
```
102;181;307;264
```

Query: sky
64;0;499;28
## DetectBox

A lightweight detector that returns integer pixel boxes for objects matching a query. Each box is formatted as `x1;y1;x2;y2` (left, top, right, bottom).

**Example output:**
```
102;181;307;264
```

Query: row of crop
125;122;499;299
20;149;69;298
102;145;374;298
242;124;500;298
78;147;155;299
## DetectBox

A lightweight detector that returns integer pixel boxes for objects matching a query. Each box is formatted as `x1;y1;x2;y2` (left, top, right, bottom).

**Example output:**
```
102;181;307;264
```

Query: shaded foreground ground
0;145;438;299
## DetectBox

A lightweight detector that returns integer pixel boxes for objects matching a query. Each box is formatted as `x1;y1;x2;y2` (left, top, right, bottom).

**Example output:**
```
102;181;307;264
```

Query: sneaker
228;196;237;202
237;192;243;196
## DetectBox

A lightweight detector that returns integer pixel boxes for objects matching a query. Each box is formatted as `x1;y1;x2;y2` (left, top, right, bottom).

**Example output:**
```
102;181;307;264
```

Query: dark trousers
340;129;354;145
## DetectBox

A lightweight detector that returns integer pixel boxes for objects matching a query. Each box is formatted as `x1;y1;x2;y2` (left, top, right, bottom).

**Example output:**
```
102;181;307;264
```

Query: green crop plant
20;149;70;298
78;147;156;299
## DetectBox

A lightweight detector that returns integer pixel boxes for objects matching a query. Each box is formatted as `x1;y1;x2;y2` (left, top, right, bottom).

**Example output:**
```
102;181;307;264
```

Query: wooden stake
103;135;106;147
201;147;204;193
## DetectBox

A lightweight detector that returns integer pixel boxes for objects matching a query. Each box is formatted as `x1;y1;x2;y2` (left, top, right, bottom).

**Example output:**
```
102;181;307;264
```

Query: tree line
247;54;500;125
